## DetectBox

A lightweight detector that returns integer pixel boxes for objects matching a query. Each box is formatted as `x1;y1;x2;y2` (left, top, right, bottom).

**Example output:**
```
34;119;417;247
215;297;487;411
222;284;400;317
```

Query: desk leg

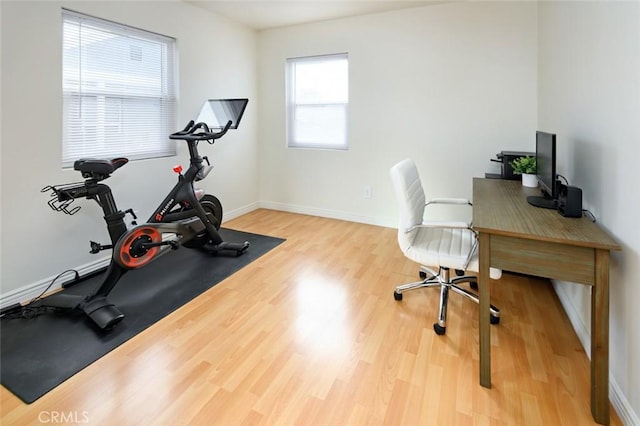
478;233;491;388
591;249;610;425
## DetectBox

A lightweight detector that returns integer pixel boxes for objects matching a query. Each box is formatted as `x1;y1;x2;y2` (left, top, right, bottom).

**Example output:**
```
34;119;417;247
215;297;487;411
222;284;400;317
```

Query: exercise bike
39;99;250;330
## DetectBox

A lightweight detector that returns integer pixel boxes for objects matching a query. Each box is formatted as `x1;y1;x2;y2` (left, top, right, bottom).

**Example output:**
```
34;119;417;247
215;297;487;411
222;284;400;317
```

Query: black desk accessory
490;151;535;180
557;183;582;218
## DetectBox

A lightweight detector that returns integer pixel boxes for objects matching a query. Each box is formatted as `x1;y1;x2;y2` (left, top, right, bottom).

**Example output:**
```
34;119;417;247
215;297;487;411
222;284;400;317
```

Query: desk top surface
472;178;621;251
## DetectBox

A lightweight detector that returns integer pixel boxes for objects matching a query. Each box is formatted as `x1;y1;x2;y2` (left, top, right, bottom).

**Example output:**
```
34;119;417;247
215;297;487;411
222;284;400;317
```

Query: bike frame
41;125;237;329
147;138;223;246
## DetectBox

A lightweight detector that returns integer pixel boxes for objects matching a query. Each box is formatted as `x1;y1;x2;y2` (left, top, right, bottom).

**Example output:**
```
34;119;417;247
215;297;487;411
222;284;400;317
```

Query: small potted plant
510;156;537;187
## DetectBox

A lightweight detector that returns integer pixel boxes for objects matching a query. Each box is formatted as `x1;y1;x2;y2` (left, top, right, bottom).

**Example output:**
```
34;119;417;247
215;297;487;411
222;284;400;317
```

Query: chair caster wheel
470;281;478;290
393;291;403;301
490;315;500;325
419;270;427;279
433;323;446;335
455;269;465;276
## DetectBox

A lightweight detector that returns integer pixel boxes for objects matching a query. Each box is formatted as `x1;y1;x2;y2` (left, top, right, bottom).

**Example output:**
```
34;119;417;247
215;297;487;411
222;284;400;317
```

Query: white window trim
286;53;349;150
62;9;177;167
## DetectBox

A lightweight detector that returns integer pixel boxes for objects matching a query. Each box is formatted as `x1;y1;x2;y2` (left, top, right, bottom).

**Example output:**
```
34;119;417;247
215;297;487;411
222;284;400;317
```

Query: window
62;10;177;167
286;53;349;150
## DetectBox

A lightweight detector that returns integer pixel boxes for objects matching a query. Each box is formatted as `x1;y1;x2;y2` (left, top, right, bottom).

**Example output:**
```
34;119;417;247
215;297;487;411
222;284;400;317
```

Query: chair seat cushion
404;227;502;279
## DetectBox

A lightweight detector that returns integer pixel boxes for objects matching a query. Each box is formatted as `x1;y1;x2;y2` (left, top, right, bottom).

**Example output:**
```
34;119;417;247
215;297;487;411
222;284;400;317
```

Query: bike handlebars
169;120;233;143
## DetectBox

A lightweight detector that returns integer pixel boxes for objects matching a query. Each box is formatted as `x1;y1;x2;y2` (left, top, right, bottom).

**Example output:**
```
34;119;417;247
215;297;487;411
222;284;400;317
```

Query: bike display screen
195;98;249;129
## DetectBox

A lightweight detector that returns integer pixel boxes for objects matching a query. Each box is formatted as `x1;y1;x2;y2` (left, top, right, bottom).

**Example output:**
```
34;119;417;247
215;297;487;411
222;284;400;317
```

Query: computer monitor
527;131;557;209
195;98;248;129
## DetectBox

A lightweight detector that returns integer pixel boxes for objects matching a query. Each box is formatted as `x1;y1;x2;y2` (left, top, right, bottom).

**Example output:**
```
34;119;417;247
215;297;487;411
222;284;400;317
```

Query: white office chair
390;158;501;335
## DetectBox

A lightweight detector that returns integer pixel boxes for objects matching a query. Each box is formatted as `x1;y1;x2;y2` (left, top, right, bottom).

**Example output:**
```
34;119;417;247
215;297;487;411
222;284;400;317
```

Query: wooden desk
472;178;621;425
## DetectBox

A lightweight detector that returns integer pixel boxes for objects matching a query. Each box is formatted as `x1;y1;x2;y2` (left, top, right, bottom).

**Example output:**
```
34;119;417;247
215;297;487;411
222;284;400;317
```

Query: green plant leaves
510;156;536;175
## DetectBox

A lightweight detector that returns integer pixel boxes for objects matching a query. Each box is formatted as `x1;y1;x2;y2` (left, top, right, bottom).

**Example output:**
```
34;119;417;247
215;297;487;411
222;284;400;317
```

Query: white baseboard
221;201;260;223
553;281;639;426
258;200;386;227
1;256;111;309
552;281;591;356
1;202;260;309
11;203;635;424
611;378;640;426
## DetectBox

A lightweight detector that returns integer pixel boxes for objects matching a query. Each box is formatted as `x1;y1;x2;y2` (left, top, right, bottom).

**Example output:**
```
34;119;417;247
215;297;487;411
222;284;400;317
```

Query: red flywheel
115;226;162;269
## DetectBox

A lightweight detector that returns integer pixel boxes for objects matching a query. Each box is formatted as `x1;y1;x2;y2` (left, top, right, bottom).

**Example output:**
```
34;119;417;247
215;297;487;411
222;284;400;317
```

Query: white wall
0;1;258;301
538;2;639;424
3;0;636;421
257;1;538;227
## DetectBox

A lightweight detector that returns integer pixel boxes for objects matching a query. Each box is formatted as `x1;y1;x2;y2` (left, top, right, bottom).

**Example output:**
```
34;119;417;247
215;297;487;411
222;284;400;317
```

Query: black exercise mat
1;228;284;404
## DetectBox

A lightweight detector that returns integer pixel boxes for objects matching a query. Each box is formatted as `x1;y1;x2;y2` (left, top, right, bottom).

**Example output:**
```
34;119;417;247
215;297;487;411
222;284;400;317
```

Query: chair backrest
390;159;426;252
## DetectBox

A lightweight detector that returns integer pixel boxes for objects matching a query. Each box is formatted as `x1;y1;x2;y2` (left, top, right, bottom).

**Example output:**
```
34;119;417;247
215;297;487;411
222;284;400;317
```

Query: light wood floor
1;209;621;425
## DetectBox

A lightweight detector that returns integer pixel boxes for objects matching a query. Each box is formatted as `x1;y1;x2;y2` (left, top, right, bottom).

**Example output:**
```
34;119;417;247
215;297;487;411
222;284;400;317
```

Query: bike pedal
89;240;112;254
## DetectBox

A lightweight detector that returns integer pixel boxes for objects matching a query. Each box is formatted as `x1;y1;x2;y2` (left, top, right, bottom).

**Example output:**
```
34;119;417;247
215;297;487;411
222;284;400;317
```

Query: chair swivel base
393;266;500;335
431;309;500;335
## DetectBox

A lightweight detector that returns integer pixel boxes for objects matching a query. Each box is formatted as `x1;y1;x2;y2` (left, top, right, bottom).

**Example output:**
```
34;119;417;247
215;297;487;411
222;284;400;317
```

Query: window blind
62;9;177;167
286;53;349;150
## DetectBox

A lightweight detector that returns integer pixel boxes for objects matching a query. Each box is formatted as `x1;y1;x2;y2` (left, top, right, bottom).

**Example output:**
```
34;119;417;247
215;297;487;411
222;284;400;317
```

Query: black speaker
557;184;582;218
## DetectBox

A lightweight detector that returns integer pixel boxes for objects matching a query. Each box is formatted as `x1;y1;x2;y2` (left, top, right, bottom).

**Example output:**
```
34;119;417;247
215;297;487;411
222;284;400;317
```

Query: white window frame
62;9;177;167
286;53;349;150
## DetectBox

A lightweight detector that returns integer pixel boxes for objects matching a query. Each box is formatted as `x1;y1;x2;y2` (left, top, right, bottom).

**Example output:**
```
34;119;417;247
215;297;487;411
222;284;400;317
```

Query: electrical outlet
363;185;372;199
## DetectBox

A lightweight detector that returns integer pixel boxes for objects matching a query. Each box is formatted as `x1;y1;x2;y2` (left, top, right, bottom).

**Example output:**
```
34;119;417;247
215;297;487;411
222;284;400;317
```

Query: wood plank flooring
1;209;621;425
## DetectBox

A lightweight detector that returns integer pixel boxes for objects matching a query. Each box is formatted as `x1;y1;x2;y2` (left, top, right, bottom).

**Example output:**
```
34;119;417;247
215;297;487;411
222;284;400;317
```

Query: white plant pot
522;173;538;188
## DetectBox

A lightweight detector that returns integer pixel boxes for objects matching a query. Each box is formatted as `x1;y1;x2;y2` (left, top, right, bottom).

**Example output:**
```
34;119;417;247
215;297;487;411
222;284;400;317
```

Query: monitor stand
527;195;557;209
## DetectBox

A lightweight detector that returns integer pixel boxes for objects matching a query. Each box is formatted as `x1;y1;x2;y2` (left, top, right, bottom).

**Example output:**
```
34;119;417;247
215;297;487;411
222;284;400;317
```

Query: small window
62;9;177;167
286;53;349;150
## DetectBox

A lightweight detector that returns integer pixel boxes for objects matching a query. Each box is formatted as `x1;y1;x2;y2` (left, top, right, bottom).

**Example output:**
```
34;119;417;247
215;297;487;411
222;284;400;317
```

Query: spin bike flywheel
183;194;223;249
114;226;162;269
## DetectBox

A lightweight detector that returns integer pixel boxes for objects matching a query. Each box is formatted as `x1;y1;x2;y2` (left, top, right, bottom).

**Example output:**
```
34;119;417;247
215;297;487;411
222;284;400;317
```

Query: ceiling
186;0;444;31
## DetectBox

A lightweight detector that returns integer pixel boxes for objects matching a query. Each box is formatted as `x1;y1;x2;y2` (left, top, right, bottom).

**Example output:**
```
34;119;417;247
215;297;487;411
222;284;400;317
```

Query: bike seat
74;158;128;180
